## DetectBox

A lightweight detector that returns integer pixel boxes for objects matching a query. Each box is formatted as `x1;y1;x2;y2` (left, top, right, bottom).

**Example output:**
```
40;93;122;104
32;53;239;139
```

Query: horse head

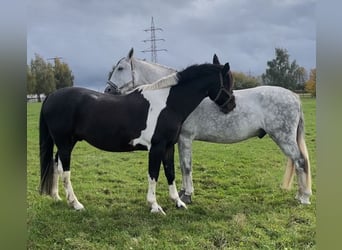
212;54;236;113
106;48;177;95
105;48;136;95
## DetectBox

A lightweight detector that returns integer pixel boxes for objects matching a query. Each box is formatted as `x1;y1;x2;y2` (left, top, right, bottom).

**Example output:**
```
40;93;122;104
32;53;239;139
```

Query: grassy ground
27;98;316;249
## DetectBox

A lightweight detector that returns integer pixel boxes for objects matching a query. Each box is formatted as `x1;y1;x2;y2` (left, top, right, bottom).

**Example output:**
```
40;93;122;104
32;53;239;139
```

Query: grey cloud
27;0;316;90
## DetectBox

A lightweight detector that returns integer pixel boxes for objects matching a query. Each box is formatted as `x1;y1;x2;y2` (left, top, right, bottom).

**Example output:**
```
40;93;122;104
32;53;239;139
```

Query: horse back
41;87;150;152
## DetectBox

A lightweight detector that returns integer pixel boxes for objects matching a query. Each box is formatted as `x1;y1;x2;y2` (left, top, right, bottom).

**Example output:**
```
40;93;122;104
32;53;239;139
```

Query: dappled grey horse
105;48;312;205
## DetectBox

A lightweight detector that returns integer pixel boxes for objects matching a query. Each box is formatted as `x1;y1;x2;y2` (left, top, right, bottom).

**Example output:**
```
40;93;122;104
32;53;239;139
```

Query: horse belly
76;116;148;152
181;99;262;144
192;122;260;143
83;134;147;152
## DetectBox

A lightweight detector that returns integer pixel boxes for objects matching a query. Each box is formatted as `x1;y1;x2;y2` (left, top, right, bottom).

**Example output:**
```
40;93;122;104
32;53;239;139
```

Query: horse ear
213;54;220;65
222;62;230;75
128;48;134;59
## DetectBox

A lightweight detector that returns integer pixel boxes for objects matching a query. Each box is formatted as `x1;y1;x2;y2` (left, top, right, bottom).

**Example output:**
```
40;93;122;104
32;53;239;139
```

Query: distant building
27;94;46;102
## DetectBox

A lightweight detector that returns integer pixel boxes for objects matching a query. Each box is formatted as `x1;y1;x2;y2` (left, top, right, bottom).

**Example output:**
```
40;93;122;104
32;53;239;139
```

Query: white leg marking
62;171;84;210
51;160;62;201
147;176;166;215
169;181;187;209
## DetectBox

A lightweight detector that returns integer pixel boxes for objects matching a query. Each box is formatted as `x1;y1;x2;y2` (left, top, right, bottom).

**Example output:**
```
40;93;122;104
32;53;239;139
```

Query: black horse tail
39;98;54;195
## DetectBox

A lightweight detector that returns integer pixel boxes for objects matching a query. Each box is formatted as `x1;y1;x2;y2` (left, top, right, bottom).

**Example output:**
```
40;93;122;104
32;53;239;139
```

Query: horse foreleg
147;144;166;215
162;145;187;210
178;134;194;204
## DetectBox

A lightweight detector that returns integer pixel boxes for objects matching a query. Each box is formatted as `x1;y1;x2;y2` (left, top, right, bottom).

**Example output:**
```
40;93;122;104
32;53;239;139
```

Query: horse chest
131;88;170;150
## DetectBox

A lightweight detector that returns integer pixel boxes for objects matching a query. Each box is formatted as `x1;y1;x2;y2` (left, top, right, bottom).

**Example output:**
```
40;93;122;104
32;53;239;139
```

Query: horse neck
168;79;211;122
135;59;176;85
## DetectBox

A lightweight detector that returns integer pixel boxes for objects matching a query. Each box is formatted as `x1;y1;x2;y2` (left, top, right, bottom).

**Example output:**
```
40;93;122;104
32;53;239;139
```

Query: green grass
27;98;316;249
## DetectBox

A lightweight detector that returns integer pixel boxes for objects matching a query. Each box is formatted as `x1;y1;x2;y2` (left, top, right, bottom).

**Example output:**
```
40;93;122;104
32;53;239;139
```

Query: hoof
69;200;85;210
150;204;166;215
74;204;85;210
178;190;185;197
176;199;187;209
52;194;62;202
295;193;311;205
179;191;192;204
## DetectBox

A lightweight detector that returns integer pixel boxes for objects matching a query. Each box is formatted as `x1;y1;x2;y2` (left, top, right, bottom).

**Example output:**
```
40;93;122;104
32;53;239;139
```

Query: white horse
105;48;312;205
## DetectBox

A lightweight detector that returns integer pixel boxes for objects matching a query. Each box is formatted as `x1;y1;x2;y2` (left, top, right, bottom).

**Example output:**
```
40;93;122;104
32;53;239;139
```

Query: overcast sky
27;0;316;91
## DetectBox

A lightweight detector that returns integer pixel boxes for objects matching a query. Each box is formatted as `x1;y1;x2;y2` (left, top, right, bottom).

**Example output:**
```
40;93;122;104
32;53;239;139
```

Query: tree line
27;53;74;101
233;48;315;96
27;48;316;101
261;48;316;96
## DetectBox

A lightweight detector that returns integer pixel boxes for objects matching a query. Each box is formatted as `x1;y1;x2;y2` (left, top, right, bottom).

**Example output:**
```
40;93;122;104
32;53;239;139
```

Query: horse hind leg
294;136;312;204
293;157;312;204
294;115;312;204
58;147;84;210
50;153;63;201
277;139;311;205
62;171;84;210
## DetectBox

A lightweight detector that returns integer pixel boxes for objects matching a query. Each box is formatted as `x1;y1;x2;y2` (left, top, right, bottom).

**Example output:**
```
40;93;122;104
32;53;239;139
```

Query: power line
46;57;63;63
141;17;167;63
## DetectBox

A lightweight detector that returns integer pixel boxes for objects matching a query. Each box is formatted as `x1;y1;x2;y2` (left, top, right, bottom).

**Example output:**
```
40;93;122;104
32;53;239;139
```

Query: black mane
176;63;223;85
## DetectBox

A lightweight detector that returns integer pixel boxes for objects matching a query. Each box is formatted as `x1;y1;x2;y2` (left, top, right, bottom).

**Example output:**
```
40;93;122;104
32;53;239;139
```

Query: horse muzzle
104;85;121;95
220;95;236;114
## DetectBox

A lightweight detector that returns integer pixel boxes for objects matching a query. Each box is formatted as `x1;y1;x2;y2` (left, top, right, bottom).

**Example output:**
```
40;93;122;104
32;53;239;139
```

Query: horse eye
118;67;124;71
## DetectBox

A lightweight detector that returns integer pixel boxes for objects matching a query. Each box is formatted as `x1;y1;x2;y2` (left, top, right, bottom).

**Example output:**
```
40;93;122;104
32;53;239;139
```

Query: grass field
27;98;316;249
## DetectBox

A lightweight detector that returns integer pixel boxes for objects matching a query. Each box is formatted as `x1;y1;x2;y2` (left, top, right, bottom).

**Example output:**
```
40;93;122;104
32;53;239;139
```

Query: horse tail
282;109;312;193
296;111;312;194
282;158;295;190
39;97;55;195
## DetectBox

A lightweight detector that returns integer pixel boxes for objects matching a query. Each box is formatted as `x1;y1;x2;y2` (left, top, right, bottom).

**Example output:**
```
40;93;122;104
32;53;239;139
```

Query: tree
295;66;308;91
30;53;55;102
27;65;36;95
232;71;260;90
262;48;306;90
305;68;316;97
53;58;74;89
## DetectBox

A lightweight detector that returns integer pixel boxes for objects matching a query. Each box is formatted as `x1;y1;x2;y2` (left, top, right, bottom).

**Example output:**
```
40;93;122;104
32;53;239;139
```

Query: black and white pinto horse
105;48;312;205
39;63;235;214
